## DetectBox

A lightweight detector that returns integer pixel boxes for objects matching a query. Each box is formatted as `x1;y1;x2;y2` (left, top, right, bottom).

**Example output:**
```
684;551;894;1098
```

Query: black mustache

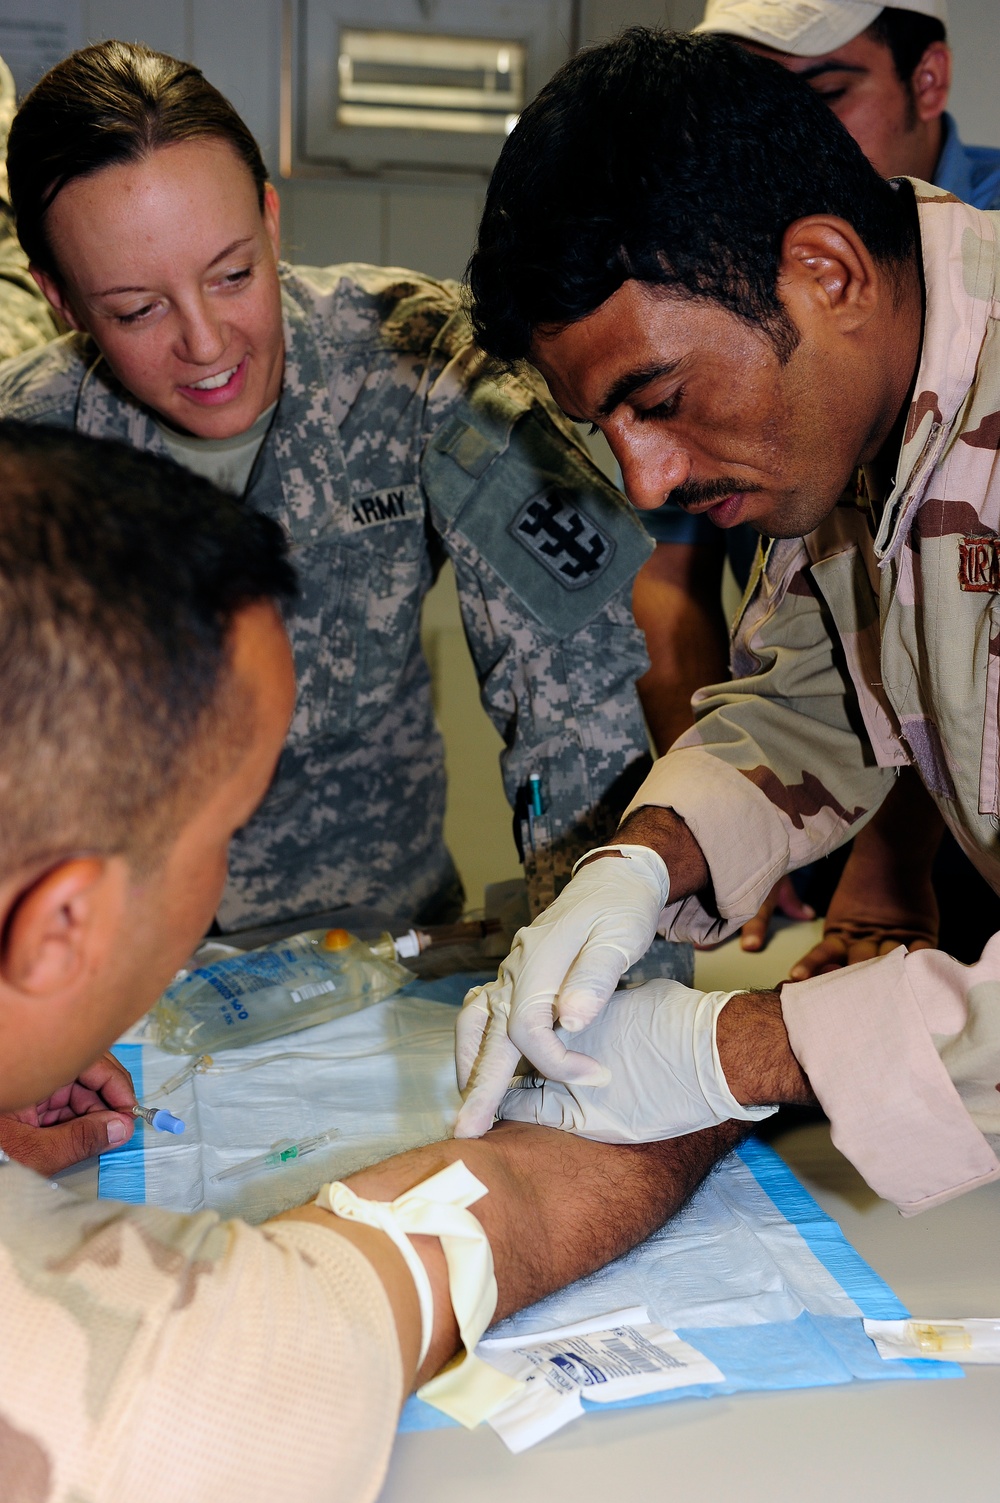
671;479;761;510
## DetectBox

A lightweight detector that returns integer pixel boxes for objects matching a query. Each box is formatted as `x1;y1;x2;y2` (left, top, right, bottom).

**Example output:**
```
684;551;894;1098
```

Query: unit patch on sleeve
509;490;616;589
959;535;1000;592
350;484;421;530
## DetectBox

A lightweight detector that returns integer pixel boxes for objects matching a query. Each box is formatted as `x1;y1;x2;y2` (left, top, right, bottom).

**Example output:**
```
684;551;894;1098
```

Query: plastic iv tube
146;1055;213;1103
132;1104;186;1134
211;1126;339;1183
202;1027;452;1077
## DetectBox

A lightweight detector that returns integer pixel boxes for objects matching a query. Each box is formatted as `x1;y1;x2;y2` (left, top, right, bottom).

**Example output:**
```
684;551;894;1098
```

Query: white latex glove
497;979;777;1143
454;845;670;1138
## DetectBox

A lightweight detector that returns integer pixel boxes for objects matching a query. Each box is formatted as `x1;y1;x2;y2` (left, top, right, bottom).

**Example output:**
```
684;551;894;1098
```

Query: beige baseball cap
694;0;949;58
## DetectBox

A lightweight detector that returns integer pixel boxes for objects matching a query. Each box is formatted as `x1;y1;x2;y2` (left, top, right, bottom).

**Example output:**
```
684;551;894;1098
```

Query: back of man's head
0;424;296;876
470;28;917;364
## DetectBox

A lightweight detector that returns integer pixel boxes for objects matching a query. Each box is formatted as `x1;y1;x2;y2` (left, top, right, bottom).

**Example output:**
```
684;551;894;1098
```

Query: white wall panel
948;0;1000;148
83;0;190;56
279;179;383;266
190;0;281;175
385;186;482;281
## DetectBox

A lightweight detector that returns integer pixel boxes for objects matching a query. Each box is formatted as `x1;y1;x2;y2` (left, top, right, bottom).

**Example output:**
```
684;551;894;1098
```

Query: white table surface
379;922;1000;1503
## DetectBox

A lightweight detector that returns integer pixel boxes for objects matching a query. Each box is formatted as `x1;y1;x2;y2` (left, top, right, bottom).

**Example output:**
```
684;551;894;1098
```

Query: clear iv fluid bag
150;929;412;1055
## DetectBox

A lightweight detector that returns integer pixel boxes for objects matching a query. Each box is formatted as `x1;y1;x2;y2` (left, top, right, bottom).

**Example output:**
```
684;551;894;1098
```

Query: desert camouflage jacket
628;185;1000;945
0;264;653;930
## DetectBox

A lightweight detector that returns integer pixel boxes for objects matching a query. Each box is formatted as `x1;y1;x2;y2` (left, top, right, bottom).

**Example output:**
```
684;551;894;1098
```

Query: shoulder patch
509;490;614;589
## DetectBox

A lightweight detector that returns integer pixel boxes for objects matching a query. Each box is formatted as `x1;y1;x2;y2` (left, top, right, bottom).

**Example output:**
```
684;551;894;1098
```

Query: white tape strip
316;1160;523;1426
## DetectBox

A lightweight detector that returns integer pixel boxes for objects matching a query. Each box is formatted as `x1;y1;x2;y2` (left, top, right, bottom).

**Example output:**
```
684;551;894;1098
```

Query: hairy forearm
612;803;711;899
278;1120;744;1387
716;991;816;1108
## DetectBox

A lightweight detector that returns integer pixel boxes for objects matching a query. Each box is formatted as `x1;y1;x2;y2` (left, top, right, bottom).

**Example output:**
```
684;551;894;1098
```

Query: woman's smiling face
35;136;285;439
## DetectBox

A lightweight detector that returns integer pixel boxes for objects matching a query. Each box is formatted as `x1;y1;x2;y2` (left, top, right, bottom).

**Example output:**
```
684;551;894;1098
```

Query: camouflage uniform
622;185;1000;1213
0;264;654;931
0;1151;402;1501
0;56;58;362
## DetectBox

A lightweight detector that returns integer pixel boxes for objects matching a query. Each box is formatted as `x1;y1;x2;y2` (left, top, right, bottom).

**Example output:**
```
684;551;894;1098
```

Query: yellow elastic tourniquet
316;1161;523;1427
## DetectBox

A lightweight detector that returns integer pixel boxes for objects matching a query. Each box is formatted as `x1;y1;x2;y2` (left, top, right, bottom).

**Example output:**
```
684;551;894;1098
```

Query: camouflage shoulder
424;360;652;640
0;332;90;424
282;260;463;358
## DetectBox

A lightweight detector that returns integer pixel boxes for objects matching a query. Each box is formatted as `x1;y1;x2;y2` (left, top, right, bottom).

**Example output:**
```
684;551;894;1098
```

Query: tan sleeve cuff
624;747;789;944
781;947;1000;1215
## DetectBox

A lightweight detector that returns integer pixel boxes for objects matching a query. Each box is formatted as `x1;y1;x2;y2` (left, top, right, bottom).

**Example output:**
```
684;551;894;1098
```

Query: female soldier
0;40;662;944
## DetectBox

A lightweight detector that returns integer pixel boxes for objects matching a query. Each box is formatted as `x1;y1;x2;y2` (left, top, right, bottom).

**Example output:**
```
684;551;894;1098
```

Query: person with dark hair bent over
0;423;741;1503
454;31;1000;1224
634;0;1000;975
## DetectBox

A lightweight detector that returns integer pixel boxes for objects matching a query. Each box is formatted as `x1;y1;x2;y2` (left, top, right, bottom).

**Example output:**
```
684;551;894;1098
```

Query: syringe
211;1126;339;1183
131;1104;186;1134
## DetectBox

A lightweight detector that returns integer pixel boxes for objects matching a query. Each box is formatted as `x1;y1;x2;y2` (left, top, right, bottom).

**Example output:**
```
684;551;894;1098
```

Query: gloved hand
497;979;777;1143
454;845;670;1138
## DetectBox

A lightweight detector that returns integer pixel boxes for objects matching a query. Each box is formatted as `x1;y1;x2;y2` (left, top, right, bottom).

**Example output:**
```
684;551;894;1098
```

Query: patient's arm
276;1119;744;1386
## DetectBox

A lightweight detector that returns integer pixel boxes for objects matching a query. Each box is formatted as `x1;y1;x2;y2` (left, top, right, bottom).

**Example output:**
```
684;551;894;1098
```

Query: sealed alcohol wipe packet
150;929;413;1054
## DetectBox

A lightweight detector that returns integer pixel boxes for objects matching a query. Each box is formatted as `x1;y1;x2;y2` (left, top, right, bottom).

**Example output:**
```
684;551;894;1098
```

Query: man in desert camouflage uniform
455;31;1000;1205
0;427;735;1500
0;262;656;934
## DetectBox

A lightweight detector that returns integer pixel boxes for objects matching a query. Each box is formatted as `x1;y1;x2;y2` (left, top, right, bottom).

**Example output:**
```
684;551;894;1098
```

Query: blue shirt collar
933;112;975;203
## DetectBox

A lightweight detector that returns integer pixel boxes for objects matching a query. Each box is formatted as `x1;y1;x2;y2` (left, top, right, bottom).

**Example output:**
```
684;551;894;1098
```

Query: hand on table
0;1052;137;1174
737;875;815;953
454;845;671;1138
497;978;776;1143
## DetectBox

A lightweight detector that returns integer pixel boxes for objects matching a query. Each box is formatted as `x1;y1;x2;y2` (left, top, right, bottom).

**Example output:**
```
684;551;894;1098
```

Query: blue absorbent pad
98;983;960;1437
399;1137;960;1433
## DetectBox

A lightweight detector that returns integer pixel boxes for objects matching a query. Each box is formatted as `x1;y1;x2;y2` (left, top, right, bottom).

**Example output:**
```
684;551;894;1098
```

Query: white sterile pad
100;973;963;1451
478;1306;724;1452
864;1318;1000;1364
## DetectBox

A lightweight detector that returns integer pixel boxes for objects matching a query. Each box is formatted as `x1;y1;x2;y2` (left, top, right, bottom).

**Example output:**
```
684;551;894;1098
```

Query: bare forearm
280;1121;744;1387
716;991;815;1107
612;803;711;899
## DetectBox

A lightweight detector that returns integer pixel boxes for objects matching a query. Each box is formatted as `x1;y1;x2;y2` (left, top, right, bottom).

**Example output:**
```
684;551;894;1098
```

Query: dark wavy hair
8;39;267;280
469;29;917;364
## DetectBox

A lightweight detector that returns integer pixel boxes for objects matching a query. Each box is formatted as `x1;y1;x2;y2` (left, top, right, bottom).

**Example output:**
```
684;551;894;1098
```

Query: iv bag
150;929;412;1054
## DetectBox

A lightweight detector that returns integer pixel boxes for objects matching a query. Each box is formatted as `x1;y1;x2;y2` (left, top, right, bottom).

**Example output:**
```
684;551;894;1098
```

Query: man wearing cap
634;0;1000;974
696;1;998;207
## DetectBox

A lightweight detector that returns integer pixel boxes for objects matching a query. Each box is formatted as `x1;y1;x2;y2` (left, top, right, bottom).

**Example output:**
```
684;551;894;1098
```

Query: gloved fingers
455;982;498;1094
453;1026;522;1139
506;1005;611;1088
554;943;632;1033
496;1080;584;1133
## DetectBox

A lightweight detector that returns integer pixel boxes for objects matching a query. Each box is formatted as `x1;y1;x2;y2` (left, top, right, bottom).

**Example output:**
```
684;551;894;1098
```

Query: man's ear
909;41;951;126
777;216;879;336
28;266;83;331
0;857;126;996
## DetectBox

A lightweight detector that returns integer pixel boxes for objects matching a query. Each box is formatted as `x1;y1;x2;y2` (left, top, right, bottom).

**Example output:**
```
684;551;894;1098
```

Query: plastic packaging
150;928;412;1055
864;1317;1000;1363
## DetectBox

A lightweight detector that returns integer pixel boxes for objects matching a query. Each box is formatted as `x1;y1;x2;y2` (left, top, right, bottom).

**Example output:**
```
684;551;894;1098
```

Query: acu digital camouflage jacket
0;263;654;930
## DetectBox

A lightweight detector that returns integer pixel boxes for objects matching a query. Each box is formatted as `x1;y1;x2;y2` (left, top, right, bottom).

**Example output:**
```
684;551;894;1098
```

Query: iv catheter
211;1126;339;1183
